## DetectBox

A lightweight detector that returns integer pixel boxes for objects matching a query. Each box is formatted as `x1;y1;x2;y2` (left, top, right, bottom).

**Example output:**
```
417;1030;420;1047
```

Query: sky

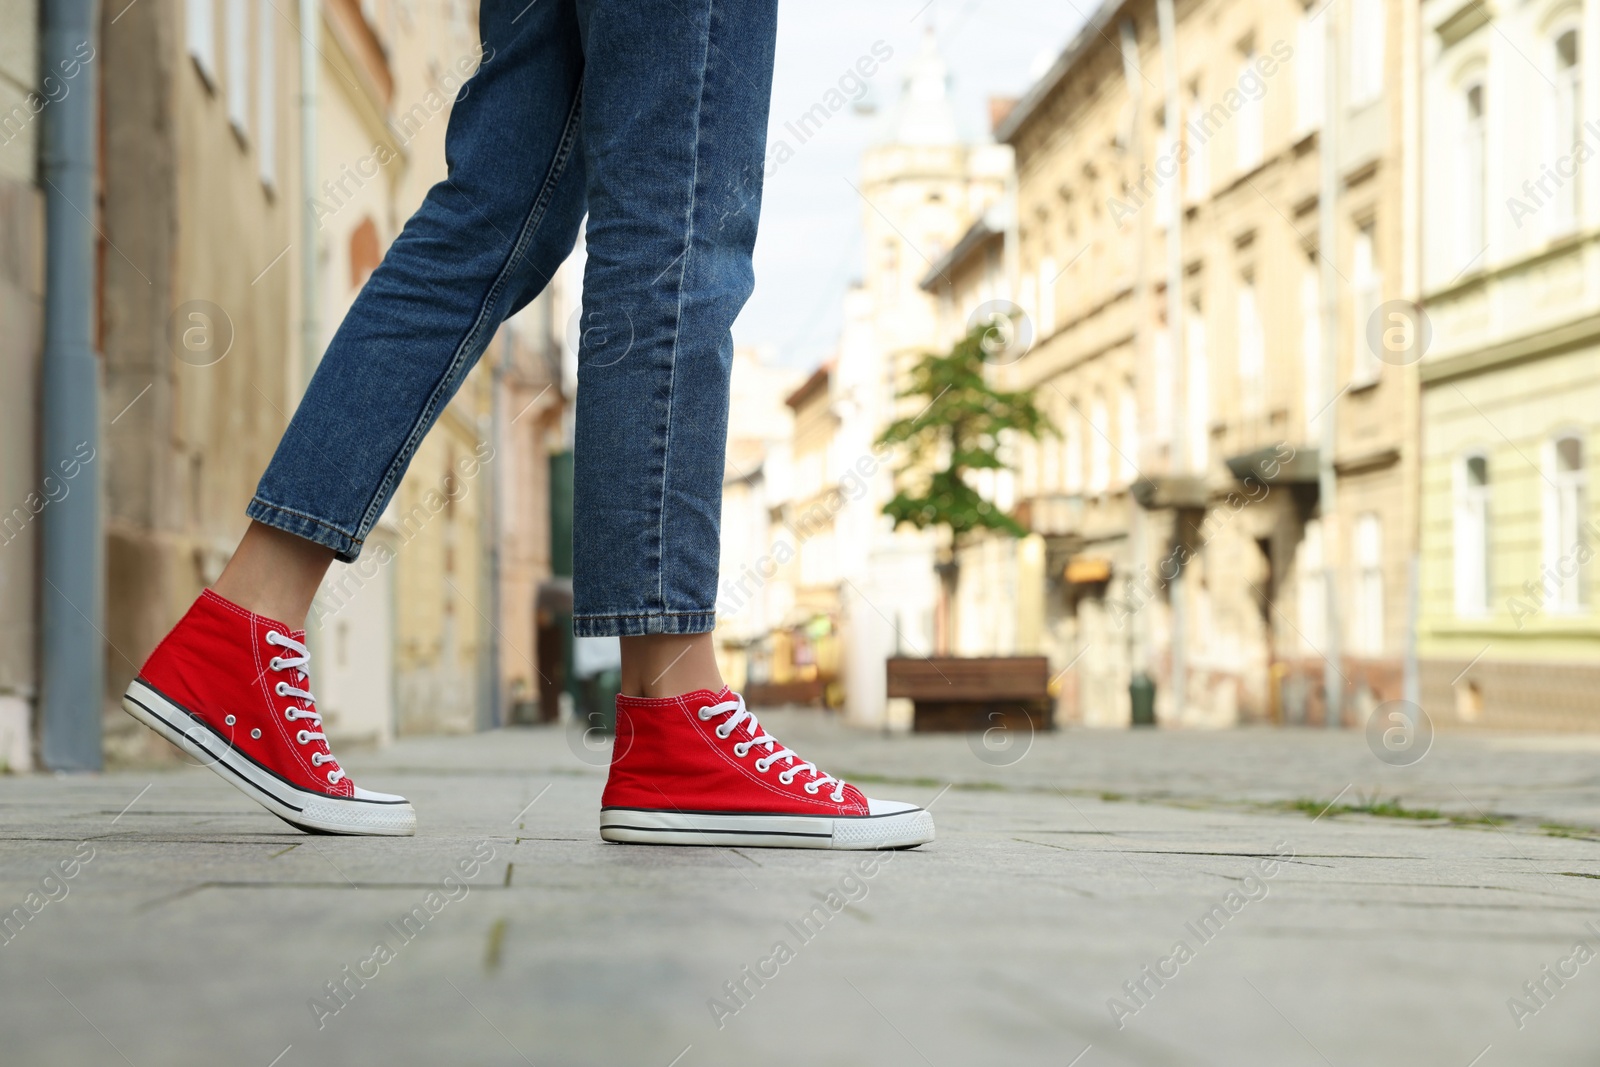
734;0;1089;371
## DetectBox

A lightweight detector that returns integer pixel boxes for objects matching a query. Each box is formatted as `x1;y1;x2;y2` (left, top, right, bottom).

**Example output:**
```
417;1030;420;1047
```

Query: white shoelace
265;630;344;785
699;695;847;803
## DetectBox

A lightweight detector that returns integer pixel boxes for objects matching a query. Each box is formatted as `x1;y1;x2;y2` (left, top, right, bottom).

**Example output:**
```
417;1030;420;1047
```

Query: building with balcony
942;0;1414;726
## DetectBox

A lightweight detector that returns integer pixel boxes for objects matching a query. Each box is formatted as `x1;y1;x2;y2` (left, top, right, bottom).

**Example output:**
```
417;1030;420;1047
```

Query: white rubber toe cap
352;784;409;804
866;797;923;816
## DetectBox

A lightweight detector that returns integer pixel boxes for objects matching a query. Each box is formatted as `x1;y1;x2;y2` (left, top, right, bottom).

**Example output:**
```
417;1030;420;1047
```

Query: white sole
599;807;935;850
122;679;417;837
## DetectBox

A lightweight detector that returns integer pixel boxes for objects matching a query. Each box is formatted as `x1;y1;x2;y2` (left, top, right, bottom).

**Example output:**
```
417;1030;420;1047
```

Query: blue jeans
247;0;778;638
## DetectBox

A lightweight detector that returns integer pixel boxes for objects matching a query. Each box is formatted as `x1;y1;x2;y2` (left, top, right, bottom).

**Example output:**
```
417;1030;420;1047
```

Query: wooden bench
886;656;1054;733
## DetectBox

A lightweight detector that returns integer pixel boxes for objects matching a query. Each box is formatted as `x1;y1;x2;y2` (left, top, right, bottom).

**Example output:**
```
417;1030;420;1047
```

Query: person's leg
569;0;775;701
575;2;933;849
124;1;588;836
240;1;588;590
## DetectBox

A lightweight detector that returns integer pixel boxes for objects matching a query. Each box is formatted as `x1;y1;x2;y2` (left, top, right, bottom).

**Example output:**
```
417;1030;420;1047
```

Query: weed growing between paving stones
1106;841;1295;1030
1284;796;1508;826
306;840;497;1029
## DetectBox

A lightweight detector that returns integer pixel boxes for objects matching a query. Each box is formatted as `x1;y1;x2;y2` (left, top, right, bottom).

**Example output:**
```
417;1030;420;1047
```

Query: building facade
936;0;1414;728
715;346;802;696
1416;0;1600;727
0;0;562;767
100;0;307;762
0;0;45;770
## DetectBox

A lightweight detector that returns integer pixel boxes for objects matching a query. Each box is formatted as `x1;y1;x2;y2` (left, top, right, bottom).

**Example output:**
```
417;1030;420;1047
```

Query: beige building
970;0;1413;726
714;346;801;695
0;0;44;769
1414;0;1600;727
99;0;308;762
0;0;559;767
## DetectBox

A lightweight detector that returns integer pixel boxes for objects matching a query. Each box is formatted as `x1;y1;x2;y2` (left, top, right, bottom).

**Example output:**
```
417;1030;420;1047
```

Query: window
1350;224;1381;386
226;0;249;137
350;217;381;289
257;0;276;186
1462;82;1487;263
1153;320;1174;442
1155;107;1176;229
1185;84;1210;203
1296;3;1324;134
1186;303;1208;472
1349;0;1384;105
1301;262;1322;432
1038;257;1057;336
1298;518;1327;651
1118;381;1140;483
878;240;898;293
1551;29;1581;235
1236;51;1264;172
1090;395;1111;493
1352;512;1384;655
187;0;217;86
1455;453;1491;616
1544;435;1588;611
1042;405;1061;490
1237;274;1265;415
1065;404;1085;494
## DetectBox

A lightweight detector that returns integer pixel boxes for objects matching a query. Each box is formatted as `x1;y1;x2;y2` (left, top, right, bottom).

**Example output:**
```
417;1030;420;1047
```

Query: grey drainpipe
39;0;104;771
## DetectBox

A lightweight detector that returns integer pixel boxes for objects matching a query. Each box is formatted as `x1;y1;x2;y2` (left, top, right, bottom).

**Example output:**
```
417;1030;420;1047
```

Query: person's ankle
209;576;315;629
621;676;726;700
210;521;334;626
618;632;723;698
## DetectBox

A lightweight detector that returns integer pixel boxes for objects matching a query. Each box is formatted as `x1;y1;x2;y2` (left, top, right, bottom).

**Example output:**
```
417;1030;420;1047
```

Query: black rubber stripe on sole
126;692;306;814
131;679;407;806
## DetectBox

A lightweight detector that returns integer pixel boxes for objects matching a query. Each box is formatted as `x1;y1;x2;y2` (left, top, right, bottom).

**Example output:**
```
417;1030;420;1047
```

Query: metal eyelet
804;782;820;794
715;726;732;739
265;630;281;645
224;714;236;727
326;771;339;784
754;758;771;773
275;682;289;697
778;771;796;785
269;657;283;670
697;709;713;720
733;742;751;757
250;728;262;740
296;730;310;744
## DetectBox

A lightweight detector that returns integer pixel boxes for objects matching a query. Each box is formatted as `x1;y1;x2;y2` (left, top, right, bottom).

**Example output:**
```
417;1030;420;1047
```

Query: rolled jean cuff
246;495;364;564
572;610;716;638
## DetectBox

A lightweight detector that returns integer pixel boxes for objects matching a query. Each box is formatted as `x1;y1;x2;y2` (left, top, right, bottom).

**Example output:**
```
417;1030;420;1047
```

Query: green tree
876;326;1054;653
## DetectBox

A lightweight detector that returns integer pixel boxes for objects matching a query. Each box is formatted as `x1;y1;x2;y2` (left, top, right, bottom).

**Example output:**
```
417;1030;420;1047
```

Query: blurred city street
3;713;1599;1066
7;0;1600;1061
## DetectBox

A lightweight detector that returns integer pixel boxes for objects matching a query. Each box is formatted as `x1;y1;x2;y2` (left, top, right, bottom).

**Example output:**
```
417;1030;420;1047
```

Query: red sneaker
121;590;416;836
600;688;934;849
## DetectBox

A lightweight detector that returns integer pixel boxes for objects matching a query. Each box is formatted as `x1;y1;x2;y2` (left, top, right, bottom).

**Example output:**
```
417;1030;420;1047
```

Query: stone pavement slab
1;715;1598;1066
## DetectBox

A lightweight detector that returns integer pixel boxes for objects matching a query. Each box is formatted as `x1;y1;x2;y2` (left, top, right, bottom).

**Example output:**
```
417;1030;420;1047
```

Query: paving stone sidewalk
2;713;1598;1066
